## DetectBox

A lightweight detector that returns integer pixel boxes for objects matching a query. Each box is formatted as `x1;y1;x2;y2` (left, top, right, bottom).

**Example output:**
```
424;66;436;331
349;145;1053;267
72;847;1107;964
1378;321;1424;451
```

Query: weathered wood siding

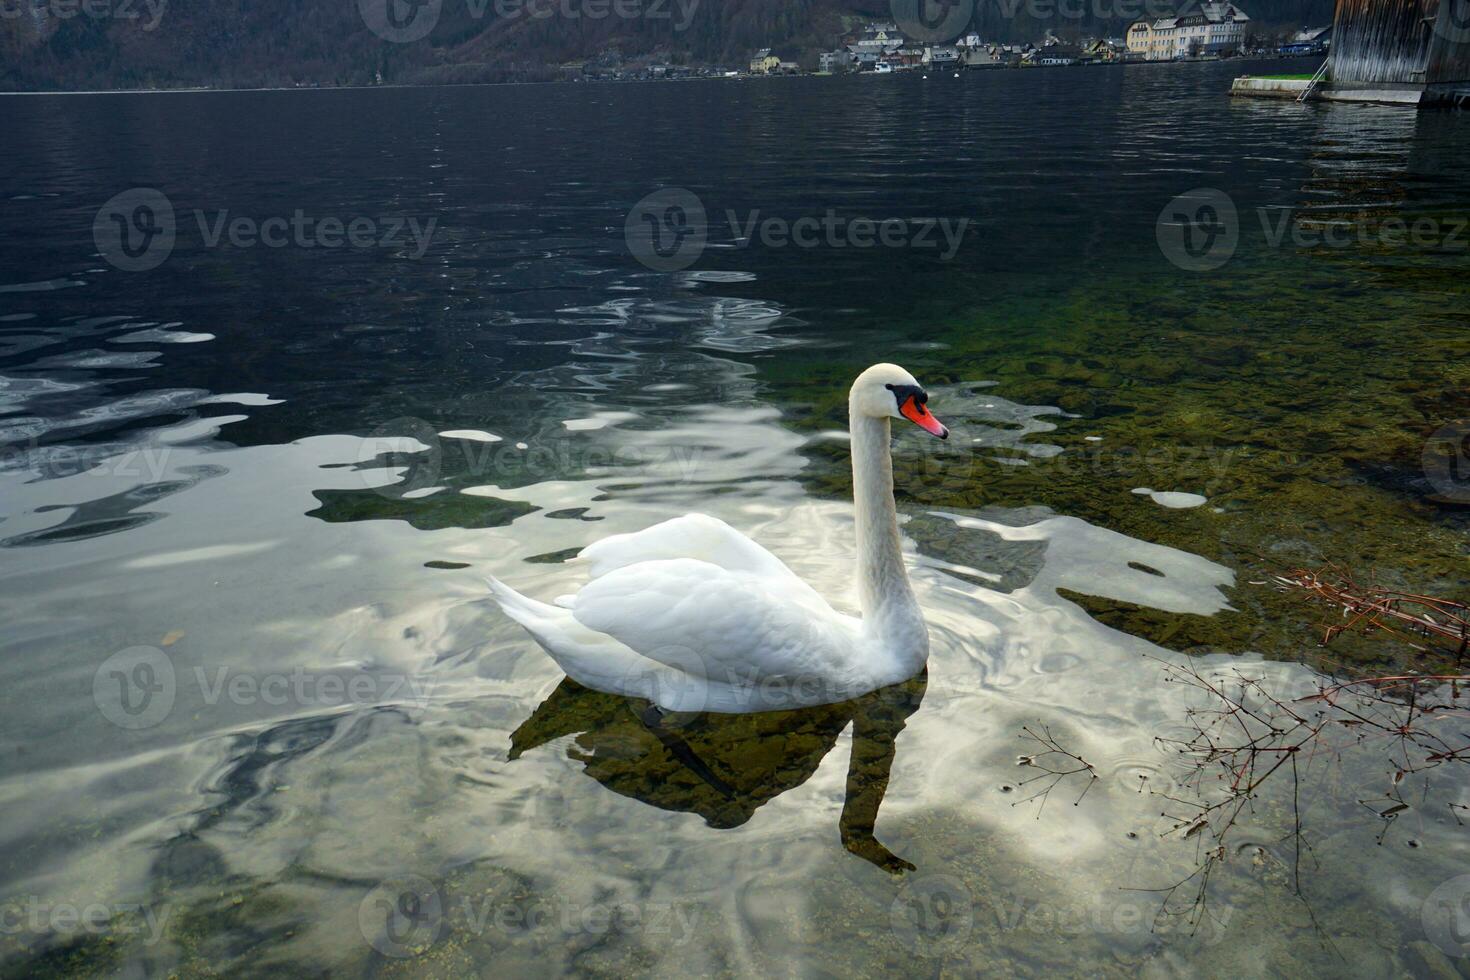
1426;0;1470;83
1330;0;1435;84
1331;0;1470;85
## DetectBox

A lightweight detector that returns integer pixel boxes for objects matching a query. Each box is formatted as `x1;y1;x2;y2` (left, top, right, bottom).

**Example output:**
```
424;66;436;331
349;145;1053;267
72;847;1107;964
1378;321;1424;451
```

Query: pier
1232;0;1470;105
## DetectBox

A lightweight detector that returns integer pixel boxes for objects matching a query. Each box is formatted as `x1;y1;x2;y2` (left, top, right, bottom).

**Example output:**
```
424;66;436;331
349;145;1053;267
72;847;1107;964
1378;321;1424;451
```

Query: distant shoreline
0;55;1317;97
0;82;522;96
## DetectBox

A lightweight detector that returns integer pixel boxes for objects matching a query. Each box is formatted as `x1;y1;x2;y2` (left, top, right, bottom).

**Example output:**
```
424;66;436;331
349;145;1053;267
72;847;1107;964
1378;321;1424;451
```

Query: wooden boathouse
1232;0;1470;104
1327;0;1470;103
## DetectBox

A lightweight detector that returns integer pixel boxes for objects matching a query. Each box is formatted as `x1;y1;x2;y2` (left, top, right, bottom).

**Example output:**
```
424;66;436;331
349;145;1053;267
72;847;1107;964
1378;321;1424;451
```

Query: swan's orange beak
900;396;948;439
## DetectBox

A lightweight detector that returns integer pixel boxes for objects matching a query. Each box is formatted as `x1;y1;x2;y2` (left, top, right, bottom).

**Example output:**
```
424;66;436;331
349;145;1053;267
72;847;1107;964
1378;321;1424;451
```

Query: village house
1081;38;1128;62
923;45;960;67
1280;25;1331;55
1176;13;1215;57
1176;4;1250;57
749;48;780;74
895;47;925;68
959;44;1007;68
819;49;856;72
952;32;1023;69
1126;19;1154;58
1128;4;1249;61
851;25;907;63
1033;45;1083;66
1151;18;1180;59
971;43;1028;68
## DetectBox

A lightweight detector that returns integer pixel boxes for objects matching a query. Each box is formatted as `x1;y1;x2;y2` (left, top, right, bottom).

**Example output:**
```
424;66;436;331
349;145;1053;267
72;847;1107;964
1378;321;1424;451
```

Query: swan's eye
888;383;923;410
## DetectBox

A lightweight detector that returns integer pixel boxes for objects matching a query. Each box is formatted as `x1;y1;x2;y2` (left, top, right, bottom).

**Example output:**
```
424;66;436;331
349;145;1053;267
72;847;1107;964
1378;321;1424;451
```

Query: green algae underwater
763;230;1470;680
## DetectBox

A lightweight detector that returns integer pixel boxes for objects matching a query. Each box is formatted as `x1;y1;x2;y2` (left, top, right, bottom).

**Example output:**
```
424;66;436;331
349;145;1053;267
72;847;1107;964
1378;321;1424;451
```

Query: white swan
488;363;950;713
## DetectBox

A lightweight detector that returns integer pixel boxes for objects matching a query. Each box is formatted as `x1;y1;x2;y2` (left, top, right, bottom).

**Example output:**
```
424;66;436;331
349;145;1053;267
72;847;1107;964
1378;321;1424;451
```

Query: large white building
1127;4;1249;61
849;24;907;65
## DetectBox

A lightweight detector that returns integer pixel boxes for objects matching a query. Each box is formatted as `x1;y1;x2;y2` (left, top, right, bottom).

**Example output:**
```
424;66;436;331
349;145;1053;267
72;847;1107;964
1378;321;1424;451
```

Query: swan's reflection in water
509;672;928;874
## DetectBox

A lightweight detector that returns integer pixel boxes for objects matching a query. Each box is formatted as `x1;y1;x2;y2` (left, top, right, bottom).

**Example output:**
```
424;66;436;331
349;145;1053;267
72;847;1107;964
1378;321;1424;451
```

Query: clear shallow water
1;63;1469;976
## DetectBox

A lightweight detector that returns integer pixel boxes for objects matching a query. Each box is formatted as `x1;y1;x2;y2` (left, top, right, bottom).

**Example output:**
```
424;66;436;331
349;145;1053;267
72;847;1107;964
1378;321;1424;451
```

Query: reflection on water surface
1;62;1469;976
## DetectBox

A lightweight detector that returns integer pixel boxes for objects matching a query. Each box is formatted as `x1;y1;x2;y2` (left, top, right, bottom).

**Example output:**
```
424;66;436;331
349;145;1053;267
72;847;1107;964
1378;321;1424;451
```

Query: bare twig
1013;724;1098;816
1137;651;1470;951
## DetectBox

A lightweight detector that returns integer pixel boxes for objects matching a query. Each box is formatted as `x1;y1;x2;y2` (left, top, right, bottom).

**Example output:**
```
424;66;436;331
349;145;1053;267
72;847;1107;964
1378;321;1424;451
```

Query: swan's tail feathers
486;574;562;629
486;576;648;697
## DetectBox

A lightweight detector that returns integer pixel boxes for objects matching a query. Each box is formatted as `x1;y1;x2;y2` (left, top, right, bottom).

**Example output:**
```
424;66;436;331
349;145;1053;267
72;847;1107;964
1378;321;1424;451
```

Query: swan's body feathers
486;575;654;694
488;512;919;713
578;514;829;611
571;557;859;682
488;363;941;714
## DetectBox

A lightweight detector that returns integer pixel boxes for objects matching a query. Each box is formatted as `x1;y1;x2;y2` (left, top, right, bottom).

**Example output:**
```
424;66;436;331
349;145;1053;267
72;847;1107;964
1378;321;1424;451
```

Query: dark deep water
2;62;1470;976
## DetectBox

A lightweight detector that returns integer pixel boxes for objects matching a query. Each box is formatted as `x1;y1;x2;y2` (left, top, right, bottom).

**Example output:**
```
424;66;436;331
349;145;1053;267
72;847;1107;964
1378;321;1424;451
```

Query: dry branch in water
1131;564;1470;937
1039;567;1470;939
1269;564;1470;659
1136;648;1470;939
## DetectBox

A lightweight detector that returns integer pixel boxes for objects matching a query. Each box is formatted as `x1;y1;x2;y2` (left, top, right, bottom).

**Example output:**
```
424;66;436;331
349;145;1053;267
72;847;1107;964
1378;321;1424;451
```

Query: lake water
2;61;1470;976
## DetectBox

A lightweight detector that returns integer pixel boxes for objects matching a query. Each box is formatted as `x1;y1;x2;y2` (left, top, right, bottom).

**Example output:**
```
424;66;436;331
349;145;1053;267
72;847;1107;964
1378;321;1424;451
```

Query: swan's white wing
578;513;830;613
570;558;859;685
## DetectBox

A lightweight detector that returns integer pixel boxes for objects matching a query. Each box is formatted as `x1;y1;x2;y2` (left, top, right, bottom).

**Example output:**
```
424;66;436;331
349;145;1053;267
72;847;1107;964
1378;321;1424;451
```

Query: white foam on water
439;429;502;443
1133;487;1208;509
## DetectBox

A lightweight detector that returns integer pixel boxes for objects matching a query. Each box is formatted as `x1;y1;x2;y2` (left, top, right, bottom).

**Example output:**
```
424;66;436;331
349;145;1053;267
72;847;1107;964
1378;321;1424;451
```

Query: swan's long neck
849;409;925;659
